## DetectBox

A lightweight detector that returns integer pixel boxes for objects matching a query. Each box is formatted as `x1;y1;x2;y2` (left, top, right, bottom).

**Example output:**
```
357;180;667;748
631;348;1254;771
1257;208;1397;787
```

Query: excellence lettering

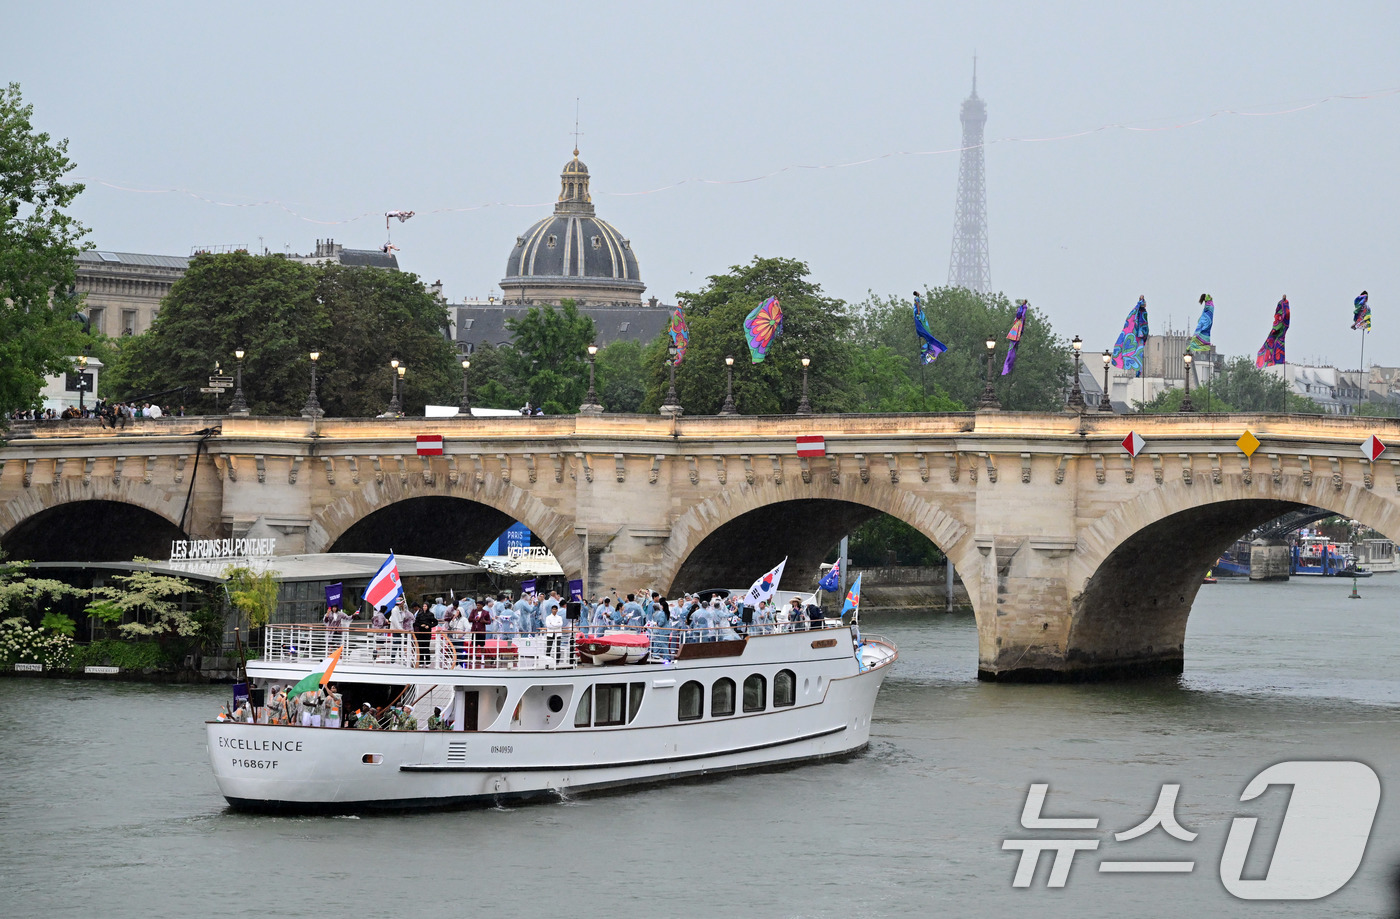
217;737;303;752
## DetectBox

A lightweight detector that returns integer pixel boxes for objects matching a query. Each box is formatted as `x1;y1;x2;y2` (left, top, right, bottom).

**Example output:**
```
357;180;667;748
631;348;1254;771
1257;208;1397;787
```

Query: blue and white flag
744;558;787;607
818;561;841;593
364;551;404;610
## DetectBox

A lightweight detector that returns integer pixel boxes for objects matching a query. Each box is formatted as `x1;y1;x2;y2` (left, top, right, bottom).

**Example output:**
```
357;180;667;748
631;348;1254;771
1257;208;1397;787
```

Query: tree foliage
86;566;207;641
0;82;96;417
108;253;458;415
1202;356;1323;414
595;338;646;412
502;300;595;413
1134;386;1237;414
224;565;280;629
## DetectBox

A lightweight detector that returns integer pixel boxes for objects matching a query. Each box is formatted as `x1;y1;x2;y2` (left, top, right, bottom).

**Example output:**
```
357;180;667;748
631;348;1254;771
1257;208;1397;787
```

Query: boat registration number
231;758;279;770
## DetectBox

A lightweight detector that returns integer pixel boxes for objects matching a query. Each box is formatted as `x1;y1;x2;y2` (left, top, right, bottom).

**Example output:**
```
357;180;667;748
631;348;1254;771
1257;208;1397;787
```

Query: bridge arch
1058;474;1400;678
310;476;585;579
0;480;197;562
656;476;975;601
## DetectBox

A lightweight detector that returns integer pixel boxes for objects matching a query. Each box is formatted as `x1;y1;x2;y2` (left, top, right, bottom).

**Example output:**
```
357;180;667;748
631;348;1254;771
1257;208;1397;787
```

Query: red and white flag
796;435;825;457
364;552;403;610
1361;434;1387;462
1122;431;1145;457
417;434;443;456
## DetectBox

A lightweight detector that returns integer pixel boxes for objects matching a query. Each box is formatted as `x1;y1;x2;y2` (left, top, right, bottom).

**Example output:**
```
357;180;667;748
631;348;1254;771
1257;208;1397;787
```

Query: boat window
628;682;645;724
573;687;592;727
678;681;704;721
595;683;626;726
712;678;735;717
743;674;767;713
774;669;796;707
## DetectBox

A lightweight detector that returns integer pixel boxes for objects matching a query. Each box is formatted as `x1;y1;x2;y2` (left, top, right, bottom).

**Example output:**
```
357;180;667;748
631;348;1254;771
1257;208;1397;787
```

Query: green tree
0;552;81;617
223;565;280;629
109;253;458;415
86;566;207;643
654;257;854;414
595;338;647;412
853;288;1071;412
846;515;944;567
1353;401;1400;418
464;341;526;410
1203;356;1324;414
503;300;595;413
849;346;963;412
1135;386;1237;414
0;82;96;417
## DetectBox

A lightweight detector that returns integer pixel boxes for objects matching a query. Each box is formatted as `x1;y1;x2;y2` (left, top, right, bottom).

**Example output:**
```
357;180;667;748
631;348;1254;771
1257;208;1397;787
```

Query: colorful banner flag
743;558;787;607
1353;291;1371;332
1255;296;1290;368
818;560;841;593
743;297;783;363
324;582;343;608
841;573;863;619
1188;294;1214;352
364;551;404;610
669;305;690;364
1111;296;1150;378
1001;300;1029;375
288;648;343;697
912;291;947;364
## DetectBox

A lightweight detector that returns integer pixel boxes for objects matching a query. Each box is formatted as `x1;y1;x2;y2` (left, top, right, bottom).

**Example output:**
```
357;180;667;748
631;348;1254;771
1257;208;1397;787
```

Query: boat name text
218;737;303;752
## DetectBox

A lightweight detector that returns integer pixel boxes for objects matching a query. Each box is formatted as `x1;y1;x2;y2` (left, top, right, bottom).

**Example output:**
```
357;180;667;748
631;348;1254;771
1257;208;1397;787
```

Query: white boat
206;618;896;813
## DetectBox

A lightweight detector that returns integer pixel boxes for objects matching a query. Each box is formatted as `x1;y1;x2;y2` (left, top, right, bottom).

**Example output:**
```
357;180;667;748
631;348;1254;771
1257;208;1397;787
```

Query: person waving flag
364;551;404;610
744;558;787;607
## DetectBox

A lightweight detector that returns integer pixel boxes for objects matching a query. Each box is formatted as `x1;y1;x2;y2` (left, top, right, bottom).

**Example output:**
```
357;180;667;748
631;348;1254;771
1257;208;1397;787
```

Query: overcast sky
11;1;1398;368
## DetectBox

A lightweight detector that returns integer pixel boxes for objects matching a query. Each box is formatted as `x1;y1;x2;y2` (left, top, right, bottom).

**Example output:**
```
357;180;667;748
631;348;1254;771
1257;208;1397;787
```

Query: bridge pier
1249;538;1291;581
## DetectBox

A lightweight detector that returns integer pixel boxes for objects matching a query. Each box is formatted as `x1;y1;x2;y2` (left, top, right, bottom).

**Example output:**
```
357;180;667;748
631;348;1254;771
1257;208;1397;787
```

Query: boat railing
261;619;851;673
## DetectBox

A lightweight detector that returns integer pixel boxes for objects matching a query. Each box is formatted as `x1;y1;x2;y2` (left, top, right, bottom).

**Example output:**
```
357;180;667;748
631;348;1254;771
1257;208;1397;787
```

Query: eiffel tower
947;59;991;293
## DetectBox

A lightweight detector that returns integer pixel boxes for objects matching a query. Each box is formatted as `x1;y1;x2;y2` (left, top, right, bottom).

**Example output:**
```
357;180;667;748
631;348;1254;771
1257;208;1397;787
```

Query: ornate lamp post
386;359;402;416
1099;349;1115;412
395;364;406;416
459;358;472;415
719;355;737;415
796;356;813;415
580;344;602;414
76;355;88;413
660;344;682;416
977;336;1001;410
229;348;249;416
1066;335;1085;410
1181;353;1195;412
301;349;324;418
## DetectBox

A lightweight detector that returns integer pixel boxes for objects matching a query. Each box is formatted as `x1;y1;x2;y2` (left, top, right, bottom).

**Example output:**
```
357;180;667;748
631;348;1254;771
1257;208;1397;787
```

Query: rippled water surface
3;575;1398;918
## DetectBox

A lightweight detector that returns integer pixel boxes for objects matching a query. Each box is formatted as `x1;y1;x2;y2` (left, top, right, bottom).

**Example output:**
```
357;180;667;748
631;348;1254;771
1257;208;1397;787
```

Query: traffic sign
209;376;234;385
198;387;226;393
1361;434;1387;462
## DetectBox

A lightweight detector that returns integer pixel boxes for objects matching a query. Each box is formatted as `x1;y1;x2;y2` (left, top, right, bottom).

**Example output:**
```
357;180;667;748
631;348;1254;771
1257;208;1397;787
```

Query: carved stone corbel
886;453;900;485
50;457;65;485
371;456;385;484
1392;459;1400;493
576;452;592;484
498;453;511;484
420;455;433;485
1151;454;1164;485
551;453;564;483
1020;453;1031;485
288;455;304;485
1299;455;1312;487
347;455;361;485
524;454;537;484
1239;453;1252;485
686;455;699;485
1269;453;1282;486
967;454;977;484
83;456;96;486
741;455;755;486
446;455;459;485
829;455;841;485
770;454;784;485
1362;459;1373;490
1090;453;1105;485
1121;453;1134;484
715;455;727;485
320;456;335;485
916;452;929;483
800;456;812;484
1055;454;1071;485
471;454;485;485
393;455;406;485
1207;453;1221;485
650;455;664;485
1329;456;1342;490
614;454;627;484
980;453;997;484
1180;453;1193;486
116;455;129;484
23;458;35;487
855;454;869;484
945;451;959;483
254;455;267;484
174;454;186;485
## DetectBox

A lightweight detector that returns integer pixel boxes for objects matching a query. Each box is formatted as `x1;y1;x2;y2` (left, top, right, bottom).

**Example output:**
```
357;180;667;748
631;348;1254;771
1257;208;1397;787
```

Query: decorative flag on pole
669;305;690;365
841;573;863;619
744;558;787;607
1353;291;1371;331
743;297;783;363
288;647;343;697
818;560;841;593
1255;296;1290;368
1111;296;1150;378
1001;300;1029;376
1188;294;1215;352
912;291;947;364
364;551;404;610
520;578;538;597
416;434;444;456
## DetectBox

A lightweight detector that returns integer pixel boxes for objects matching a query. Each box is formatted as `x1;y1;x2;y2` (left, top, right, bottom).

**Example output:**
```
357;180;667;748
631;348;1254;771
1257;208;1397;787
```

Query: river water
3;575;1398;918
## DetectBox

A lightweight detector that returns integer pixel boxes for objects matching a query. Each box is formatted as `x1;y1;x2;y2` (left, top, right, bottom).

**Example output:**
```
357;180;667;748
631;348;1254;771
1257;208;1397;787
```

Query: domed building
500;150;646;306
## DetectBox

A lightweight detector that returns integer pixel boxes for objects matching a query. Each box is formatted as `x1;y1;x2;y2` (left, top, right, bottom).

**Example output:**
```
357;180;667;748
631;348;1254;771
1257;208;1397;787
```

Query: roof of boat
27;552;486;583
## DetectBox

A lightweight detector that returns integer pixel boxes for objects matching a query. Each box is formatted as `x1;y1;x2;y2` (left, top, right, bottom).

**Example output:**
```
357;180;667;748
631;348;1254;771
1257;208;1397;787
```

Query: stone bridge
3;411;1398;681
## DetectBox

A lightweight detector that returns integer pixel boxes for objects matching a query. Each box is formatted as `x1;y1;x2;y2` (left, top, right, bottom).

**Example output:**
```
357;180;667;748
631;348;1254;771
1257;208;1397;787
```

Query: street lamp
978;336;1001;410
1181;353;1195;413
660;344;682;416
229;348;249;416
719;355;737;415
301;349;324;418
1066;336;1085;410
459;358;472;415
796;356;813;415
76;355;88;414
580;344;602;414
386;359;402;416
1099;350;1115;413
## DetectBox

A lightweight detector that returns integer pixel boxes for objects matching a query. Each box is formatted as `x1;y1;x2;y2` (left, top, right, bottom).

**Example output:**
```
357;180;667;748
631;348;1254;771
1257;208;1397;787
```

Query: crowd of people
12;400;184;424
221;681;456;732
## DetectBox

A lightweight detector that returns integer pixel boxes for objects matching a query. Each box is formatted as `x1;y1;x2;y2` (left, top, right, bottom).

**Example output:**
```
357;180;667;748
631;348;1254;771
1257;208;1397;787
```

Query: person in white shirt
543;604;565;665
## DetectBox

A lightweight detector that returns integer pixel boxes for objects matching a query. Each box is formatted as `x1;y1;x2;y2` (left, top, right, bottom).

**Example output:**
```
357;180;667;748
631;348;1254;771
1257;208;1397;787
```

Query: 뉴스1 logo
1002;760;1380;900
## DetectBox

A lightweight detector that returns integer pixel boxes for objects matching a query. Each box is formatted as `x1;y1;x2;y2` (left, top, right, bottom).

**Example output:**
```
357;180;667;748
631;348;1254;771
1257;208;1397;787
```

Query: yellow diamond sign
1237;430;1260;457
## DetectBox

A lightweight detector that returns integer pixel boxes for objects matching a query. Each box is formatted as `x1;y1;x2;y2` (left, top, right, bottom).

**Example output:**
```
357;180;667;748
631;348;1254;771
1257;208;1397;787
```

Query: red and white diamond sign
1361;434;1387;462
1122;431;1145;457
796;435;826;457
416;434;444;456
